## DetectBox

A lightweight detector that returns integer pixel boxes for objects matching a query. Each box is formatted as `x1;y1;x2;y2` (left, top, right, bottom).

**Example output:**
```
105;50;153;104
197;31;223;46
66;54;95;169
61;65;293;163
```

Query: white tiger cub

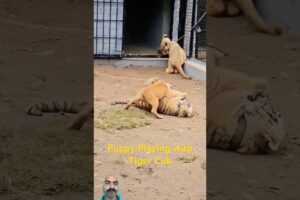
207;49;285;154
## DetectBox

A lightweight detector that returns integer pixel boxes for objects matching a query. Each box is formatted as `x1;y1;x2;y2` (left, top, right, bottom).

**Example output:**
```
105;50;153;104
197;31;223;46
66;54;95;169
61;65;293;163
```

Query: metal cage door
94;0;124;58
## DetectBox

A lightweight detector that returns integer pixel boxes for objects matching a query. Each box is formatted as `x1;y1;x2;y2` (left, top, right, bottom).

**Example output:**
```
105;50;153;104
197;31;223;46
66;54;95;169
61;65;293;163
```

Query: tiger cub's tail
110;100;129;105
27;101;83;116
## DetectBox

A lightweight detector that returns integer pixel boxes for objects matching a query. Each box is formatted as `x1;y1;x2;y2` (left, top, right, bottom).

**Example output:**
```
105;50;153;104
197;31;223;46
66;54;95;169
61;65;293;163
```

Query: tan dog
124;80;173;119
207;0;281;35
113;78;193;117
160;35;191;79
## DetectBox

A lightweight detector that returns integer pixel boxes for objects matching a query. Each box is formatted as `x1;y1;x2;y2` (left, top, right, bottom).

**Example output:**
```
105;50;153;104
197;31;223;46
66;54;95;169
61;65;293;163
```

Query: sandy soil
94;66;206;200
207;16;300;199
0;0;93;199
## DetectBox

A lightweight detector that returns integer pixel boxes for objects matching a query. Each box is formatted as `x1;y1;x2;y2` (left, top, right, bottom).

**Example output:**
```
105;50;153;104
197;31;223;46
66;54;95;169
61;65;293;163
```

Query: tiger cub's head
166;89;193;117
177;96;193;117
236;93;285;154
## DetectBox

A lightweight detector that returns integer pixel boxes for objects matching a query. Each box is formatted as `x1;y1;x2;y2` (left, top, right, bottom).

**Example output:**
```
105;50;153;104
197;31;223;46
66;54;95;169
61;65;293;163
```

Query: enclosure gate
195;0;206;60
94;0;124;58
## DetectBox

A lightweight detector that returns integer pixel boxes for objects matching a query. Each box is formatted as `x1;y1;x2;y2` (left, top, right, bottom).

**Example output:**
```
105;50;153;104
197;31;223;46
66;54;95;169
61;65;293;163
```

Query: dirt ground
207;16;300;199
94;66;206;200
0;0;93;199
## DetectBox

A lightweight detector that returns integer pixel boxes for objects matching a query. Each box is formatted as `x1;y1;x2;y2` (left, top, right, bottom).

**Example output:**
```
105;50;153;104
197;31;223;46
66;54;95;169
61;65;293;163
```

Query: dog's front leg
165;61;174;74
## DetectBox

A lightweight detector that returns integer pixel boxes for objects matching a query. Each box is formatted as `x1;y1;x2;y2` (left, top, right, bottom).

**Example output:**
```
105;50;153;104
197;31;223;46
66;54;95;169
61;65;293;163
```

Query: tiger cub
124;79;174;119
207;66;285;154
27;100;92;130
27;100;89;116
112;90;193;118
113;78;193;117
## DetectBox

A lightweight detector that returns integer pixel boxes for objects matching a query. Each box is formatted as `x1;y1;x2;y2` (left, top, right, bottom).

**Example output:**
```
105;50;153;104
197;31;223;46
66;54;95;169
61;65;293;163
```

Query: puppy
160;35;191;79
125;80;173;119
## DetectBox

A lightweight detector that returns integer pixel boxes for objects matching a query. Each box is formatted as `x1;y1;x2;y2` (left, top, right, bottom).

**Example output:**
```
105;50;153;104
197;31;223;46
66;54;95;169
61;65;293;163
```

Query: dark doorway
124;0;173;57
177;0;187;47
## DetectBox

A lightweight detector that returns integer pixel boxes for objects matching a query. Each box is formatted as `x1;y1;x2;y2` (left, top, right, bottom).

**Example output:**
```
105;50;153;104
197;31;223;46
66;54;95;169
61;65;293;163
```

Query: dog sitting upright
160;34;191;79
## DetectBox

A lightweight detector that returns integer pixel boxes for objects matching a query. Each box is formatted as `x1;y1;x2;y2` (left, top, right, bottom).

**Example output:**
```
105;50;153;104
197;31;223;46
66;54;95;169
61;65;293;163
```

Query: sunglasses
104;180;119;185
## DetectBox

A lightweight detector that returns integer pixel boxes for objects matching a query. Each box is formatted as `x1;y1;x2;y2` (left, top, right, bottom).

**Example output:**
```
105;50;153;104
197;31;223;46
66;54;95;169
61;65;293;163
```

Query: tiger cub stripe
27;100;88;116
111;96;192;117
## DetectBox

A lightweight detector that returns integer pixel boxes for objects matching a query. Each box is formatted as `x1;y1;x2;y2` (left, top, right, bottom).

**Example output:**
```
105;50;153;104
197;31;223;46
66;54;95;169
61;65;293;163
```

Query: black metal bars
94;0;124;58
